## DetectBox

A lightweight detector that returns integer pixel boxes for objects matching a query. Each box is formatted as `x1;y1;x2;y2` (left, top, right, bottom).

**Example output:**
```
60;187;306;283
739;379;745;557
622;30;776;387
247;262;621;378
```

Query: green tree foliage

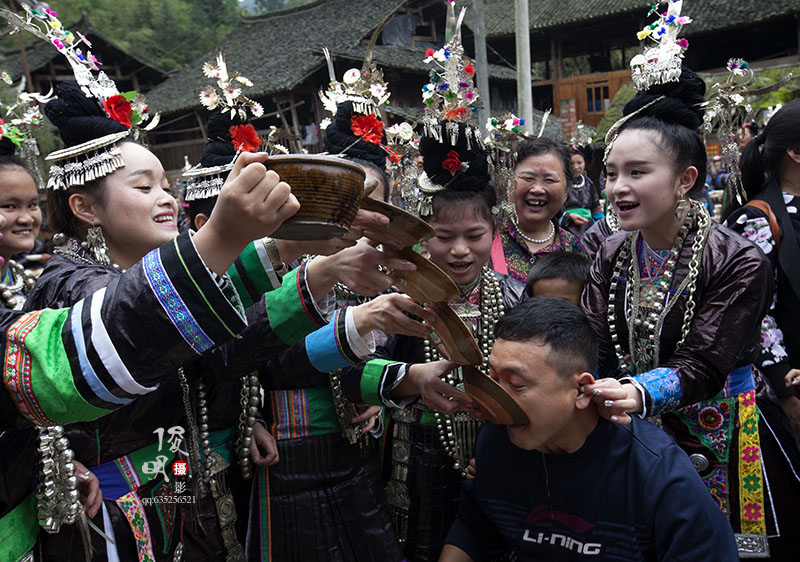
43;0;241;70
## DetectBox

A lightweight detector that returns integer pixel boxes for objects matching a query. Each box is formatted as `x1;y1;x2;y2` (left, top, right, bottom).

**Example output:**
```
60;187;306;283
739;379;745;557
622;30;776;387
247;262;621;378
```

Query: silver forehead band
45;131;130;191
182;160;236;202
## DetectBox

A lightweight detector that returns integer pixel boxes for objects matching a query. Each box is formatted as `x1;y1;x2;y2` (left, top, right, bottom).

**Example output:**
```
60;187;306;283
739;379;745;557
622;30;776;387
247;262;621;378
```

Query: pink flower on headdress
676;38;689;49
45;8;57;17
52;38;64;50
78;32;92;47
465;91;475;101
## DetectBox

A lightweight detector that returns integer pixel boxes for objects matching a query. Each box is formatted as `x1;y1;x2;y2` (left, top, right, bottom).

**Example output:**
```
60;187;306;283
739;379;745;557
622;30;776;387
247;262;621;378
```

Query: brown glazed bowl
428;302;484;366
382;247;459;303
267;154;366;240
462;365;529;426
359;197;435;250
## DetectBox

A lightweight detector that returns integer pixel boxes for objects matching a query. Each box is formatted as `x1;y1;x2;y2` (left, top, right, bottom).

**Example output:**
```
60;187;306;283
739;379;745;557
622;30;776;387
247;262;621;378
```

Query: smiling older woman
491;137;586;283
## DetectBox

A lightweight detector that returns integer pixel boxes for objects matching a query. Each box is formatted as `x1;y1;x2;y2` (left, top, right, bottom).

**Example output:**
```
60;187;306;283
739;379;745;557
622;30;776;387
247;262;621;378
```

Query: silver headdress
319;49;390;119
701;59;793;205
0;4;159;190
182;159;237;202
199;52;264;121
630;0;692;91
420;1;482;150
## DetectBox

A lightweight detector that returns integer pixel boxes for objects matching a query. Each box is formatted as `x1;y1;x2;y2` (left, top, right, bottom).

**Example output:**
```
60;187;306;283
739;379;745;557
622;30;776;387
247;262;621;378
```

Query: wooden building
0;16;168;95
465;0;800;140
143;0;536;174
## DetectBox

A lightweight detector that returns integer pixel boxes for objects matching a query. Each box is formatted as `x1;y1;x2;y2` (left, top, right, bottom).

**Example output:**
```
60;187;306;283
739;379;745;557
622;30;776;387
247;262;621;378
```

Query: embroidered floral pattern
737;391;766;534
759;315;788;366
117;491;156;562
701;466;729;516
4;311;52;425
741;446;760;463
743;502;763;522
498;216;585;282
742;474;761;493
735;215;774;254
635;367;682;415
677;397;734;461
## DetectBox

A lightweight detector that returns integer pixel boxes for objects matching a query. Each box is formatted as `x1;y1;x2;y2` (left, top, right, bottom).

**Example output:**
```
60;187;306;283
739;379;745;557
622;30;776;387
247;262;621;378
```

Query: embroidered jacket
582;222;772;415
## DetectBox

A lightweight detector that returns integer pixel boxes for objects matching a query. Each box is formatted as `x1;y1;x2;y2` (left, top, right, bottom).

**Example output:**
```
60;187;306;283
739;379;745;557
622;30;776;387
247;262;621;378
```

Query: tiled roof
326;45;517;80
146;0;405;115
465;0;799;38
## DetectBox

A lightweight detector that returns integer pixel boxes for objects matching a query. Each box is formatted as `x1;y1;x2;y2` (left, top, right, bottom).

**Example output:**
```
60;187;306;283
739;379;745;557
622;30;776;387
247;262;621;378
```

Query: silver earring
674;198;689;223
86;225;112;266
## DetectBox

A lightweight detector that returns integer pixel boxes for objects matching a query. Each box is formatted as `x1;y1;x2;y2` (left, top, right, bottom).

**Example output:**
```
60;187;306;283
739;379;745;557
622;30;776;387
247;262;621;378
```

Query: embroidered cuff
305;309;360;372
633;367;682;416
383;364;415;409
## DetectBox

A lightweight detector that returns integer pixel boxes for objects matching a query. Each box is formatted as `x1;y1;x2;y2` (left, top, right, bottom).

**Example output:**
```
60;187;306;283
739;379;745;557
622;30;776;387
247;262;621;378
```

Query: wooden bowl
359;198;435;249
462;365;529;426
383;247;458;303
428;302;483;365
267;154;366;240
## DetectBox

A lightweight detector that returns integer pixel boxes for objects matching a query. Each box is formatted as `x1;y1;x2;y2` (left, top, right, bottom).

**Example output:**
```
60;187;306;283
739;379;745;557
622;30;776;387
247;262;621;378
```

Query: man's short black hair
525;252;591;297
187;195;217;229
494;297;598;378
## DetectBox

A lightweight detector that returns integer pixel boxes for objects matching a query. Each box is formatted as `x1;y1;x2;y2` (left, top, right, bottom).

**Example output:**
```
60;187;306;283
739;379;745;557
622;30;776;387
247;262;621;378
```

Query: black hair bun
200;110;243;168
43;81;127;147
420;121;490;186
0;137;16;157
623;66;706;130
323;101;387;169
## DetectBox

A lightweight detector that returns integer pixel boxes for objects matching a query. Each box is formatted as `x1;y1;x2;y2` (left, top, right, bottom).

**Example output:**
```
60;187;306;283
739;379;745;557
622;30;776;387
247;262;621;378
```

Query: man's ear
68;193;99;228
194;213;209;230
575;372;596;410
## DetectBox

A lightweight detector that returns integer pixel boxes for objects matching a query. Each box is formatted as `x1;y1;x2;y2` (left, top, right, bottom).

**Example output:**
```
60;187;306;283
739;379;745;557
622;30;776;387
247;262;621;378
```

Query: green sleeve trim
360;359;395;405
0;492;37;562
265;267;321;345
26;310;109;423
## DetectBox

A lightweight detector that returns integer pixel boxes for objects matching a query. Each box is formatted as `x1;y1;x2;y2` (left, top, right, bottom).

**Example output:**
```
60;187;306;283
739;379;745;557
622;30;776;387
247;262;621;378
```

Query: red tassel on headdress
350;114;385;145
229;124;261;152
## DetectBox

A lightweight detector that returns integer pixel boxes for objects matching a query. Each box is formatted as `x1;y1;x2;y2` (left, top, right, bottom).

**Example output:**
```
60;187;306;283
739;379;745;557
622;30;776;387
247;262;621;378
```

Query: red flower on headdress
464;63;475;74
102;95;133;128
350;114;385;145
441;150;463;174
386;147;401;164
445;107;468;120
229;124;261;152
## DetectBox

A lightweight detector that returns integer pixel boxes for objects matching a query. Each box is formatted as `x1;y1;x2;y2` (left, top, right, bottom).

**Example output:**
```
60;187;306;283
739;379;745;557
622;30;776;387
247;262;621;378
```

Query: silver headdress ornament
412;1;484;216
569;120;595;148
186;54;288;202
199;52;264;121
604;0;691;164
385;121;421;209
701;58;793;206
0;4;160;190
484;113;528;218
420;0;483;151
182;158;237;202
318;48;391;119
630;0;692;91
0;75;53;189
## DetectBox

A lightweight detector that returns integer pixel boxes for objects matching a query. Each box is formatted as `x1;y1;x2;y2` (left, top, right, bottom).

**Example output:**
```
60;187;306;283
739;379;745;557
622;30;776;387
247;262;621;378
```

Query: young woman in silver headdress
582;67;799;557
